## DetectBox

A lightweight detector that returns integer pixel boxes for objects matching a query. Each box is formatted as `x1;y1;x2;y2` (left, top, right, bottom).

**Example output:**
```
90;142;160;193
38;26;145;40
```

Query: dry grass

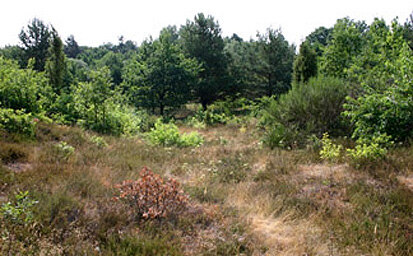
0;122;412;255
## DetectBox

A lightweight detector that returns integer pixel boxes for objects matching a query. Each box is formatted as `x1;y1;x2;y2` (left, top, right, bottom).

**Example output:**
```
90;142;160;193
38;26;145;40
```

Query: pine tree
46;29;66;94
180;13;229;109
19;18;52;71
293;42;317;84
64;35;81;58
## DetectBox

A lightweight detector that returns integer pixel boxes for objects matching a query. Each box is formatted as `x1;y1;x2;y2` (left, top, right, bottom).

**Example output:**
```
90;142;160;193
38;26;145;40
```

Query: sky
1;0;412;47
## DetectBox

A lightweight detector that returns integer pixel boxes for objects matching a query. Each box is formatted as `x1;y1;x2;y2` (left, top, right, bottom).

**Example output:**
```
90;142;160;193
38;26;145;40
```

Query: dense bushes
0;108;37;137
343;43;413;143
261;76;349;148
0;57;50;113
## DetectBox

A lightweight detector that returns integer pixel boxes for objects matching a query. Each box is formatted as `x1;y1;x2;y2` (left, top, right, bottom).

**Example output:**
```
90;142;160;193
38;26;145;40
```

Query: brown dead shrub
114;167;189;220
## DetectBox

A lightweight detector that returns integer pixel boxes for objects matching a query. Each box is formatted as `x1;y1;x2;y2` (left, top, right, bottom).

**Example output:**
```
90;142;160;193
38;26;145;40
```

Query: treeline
1;13;412;152
0;14;296;116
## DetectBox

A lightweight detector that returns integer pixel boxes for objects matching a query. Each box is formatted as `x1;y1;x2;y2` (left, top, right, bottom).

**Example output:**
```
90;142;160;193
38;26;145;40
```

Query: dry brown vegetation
0;121;412;255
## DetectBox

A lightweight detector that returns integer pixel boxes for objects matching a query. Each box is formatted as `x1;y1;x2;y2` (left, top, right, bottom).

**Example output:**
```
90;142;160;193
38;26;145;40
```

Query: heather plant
114;167;189;220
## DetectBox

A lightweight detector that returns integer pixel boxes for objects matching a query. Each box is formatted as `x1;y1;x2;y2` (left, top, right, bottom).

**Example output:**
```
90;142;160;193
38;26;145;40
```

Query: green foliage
179;131;204;147
261;123;298;149
293;42;317;84
72;67;146;135
343;21;413;143
1;191;38;225
224;37;254;97
89;135;108;148
305;26;333;56
180;13;230;109
45;30;66;94
19;18;52;71
148;120;203;147
0;108;37;137
123;29;200;116
0;45;25;67
64;35;81;58
97;51;124;85
0;57;50;113
254;28;295;96
347;133;392;165
148;120;179;146
194;108;231;126
261;76;349;148
319;133;342;162
54;141;75;159
320;18;367;78
188;98;255;127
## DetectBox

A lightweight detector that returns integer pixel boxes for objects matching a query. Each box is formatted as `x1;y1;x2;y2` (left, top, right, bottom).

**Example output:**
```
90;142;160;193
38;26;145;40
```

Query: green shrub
54;141;75;159
89;135;108;148
148;120;203;147
261;123;299;149
179;131;204;147
185;116;206;129
0;108;37;137
347;133;392;166
319;133;343;162
147;120;180;146
0;57;50;114
1;191;38;225
0;191;40;255
261;76;349;148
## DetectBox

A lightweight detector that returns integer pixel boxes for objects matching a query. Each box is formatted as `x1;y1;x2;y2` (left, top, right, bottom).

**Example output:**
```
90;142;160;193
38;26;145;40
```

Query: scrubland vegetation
0;12;412;255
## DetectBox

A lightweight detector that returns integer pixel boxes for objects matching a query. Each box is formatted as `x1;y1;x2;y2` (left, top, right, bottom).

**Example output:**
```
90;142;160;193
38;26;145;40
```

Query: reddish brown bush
114;167;189;219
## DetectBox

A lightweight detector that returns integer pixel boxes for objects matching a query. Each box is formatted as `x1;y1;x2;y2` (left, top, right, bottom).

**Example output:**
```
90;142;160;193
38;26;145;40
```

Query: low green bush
147;120;203;147
0;108;37;137
347;133;392;166
261;123;299;149
89;135;108;148
54;141;75;160
1;191;38;225
319;133;343;162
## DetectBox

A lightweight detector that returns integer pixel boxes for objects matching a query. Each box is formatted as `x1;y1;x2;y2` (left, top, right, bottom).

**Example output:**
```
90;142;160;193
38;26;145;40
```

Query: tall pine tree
180;13;229;109
46;29;66;94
